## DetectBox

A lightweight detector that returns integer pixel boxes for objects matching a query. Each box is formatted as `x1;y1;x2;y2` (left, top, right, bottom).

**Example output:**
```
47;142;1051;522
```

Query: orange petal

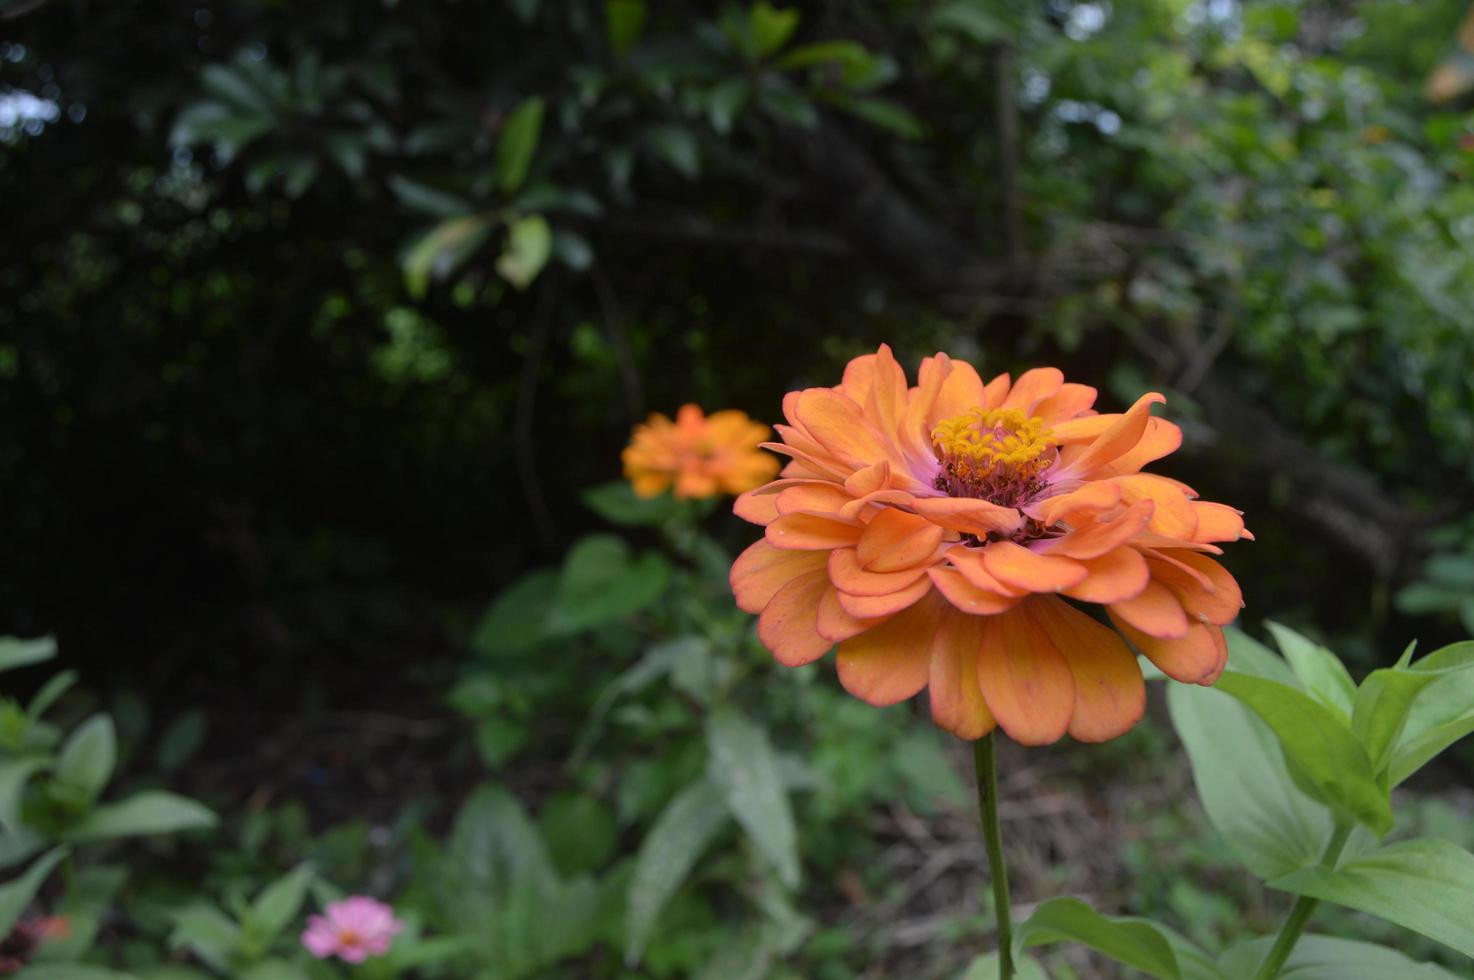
1033;383;1098;425
928;567;1024;615
1031;596;1145;742
1025;482;1123;526
838;489;918;522
977;605;1075;745
1109;417;1181;473
794;388;894;471
816;586;889;642
1113;474;1198;539
928;609;995;739
1055;392;1164;478
734;487;780;525
776;483;853;516
1109;579;1188;638
1001;367;1064;414
1062;547;1150;604
758;568;833;666
947;546;1029;597
862;344;909;448
1110;614;1227;685
830;547;932;597
836;594;944;705
1192;501;1250;542
982;540;1087;593
930;358;986;424
844;460;892;496
856;507;945;572
766;512;864;550
911;497;1024;537
981;371;1012;409
1150;550;1243;626
731;540;828;613
836;573;934;619
1037;499;1154;560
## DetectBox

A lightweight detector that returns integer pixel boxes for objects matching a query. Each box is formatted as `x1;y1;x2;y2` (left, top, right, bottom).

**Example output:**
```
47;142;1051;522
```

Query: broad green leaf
706;708;800;888
388;175;473;218
52;715;116;809
546;535;670;634
497;96;545;194
1156;925;1230;980
16;966;142;979
1350;667;1441;774
0;636;55;674
569;637;703;765
842;97;925;139
1266;621;1356;715
582;480;683;527
200;64;274;114
244;863;315;953
776;40;872;72
1272;838;1474;958
64;791;217;842
470;568;558;656
1224;626;1300;685
237;961;311;980
26;670;77;722
961;953;1049;980
495;214;552;290
0;757;47;834
625;777;730;965
1389;651;1474;786
168;904;240;974
1168;682;1332;879
750;2;800;57
538;793;616;876
0;846;66;937
605;0;646;57
1218;935;1462;979
1015;897;1181;979
1214;672;1392;835
931;2;1013;44
642;125;700;178
1411;640;1474;672
403;215;492;299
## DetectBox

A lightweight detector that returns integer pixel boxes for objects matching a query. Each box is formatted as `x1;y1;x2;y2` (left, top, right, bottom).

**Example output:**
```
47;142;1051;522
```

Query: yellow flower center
931;407;1055;506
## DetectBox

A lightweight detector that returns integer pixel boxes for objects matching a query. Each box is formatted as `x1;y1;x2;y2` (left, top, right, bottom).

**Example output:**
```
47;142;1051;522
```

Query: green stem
974;733;1014;980
1250;821;1354;980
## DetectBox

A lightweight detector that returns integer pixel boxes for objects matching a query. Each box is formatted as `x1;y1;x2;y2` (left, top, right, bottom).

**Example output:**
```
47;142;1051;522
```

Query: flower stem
1250;821;1353;980
974;732;1014;980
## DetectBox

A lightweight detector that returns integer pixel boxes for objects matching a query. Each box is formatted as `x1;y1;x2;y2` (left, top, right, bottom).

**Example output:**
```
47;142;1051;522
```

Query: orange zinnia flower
730;346;1251;745
623;404;780;500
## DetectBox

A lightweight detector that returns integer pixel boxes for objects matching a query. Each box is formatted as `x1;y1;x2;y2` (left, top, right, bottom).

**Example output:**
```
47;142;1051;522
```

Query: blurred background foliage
3;0;1474;976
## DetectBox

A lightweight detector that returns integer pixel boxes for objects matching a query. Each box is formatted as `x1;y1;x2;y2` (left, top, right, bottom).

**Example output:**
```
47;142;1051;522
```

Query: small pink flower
301;896;403;963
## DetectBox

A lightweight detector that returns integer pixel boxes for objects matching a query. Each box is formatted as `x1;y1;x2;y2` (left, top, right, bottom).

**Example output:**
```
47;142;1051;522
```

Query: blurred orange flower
730;346;1251;745
623;404;780;500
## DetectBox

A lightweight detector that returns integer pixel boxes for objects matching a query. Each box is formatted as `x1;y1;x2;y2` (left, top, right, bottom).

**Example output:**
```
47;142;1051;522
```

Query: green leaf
750;2;800;57
495;214;552;290
706;708;800;888
539;793;616;876
1224;626;1300;685
0;846;66;937
643;125;700;178
402;215;492;299
200;64;275;114
470;569;558;656
244;863;315;953
52;715;116;809
625;777;730;965
16;966;143;979
1214;672;1392;835
0;636;56;674
842;97;925;139
156;709;209;773
388;175;473;218
1167;682;1332;879
64;791;217;842
547;535;670;634
582;481;683;526
237;961;311;980
26;670;77;722
1350;667;1441;775
931;2;1013;44
605;0;646;57
1272;838;1474;958
1389;645;1474;785
0;757;48;834
775;40;872;72
1266;621;1356;716
498;96;545;194
168;904;240;974
1217;934;1463;979
1014;897;1182;979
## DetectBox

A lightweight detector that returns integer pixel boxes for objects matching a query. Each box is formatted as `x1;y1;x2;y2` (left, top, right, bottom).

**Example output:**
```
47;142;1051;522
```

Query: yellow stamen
932;408;1054;472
